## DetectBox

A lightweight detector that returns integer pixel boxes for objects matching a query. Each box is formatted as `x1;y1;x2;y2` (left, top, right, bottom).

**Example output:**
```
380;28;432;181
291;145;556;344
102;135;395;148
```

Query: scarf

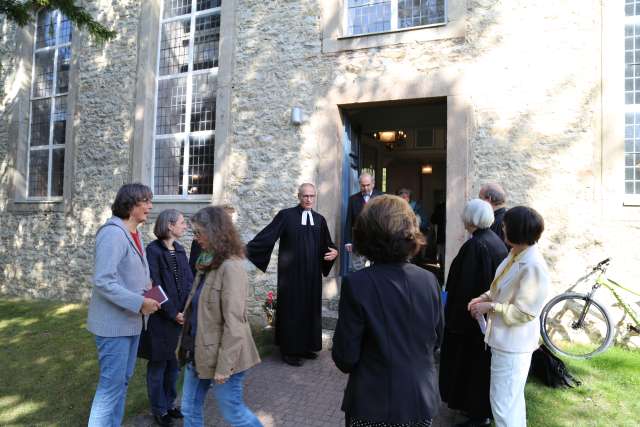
195;250;215;272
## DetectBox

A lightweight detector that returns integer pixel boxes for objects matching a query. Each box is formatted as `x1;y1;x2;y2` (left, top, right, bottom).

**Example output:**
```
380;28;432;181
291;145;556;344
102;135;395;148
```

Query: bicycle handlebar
594;258;611;270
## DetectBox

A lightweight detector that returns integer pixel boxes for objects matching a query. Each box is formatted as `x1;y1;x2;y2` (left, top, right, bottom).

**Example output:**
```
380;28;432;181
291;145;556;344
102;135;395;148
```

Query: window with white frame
28;10;71;199
625;1;640;194
153;0;219;197
346;0;445;36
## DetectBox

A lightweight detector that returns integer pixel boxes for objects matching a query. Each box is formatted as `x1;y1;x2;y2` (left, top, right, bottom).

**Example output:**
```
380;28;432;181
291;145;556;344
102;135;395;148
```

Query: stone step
321;306;339;330
321;328;334;350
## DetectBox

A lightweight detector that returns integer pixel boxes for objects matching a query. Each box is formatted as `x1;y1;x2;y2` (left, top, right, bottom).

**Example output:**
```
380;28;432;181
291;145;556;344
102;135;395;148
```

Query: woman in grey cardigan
87;183;160;427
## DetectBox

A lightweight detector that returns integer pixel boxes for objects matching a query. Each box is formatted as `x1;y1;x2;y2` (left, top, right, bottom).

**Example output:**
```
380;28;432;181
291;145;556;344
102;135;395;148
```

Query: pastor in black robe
246;205;336;355
439;228;508;419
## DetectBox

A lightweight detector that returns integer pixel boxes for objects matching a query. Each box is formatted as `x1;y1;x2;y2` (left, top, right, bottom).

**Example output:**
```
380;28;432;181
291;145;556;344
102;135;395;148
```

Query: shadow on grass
526;347;640;427
0;298;148;426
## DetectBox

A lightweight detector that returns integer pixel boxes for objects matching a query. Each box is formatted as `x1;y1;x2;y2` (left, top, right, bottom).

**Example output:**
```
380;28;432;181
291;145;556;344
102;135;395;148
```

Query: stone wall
0;1;146;300
0;1;639;344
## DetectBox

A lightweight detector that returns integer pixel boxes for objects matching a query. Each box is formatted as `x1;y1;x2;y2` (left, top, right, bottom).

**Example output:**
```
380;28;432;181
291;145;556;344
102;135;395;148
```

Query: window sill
338;22;447;41
622;195;640;206
8;199;64;213
323;20;464;53
149;199;213;218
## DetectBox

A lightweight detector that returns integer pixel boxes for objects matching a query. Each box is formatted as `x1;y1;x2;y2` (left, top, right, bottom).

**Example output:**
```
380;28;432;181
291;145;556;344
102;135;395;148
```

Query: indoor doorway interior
341;98;447;282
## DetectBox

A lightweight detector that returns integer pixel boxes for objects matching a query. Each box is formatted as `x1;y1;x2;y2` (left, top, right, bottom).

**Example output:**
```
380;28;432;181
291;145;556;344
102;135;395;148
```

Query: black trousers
146;358;179;416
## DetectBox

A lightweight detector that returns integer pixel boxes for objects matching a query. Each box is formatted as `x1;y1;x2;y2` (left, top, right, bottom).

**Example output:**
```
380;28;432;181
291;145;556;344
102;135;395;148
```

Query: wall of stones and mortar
0;1;152;300
0;1;639;344
227;0;640;343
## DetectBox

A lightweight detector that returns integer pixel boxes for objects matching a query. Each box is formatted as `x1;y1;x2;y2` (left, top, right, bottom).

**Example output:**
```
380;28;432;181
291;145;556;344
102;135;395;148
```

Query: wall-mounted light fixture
372;130;407;150
421;164;433;174
291;106;303;125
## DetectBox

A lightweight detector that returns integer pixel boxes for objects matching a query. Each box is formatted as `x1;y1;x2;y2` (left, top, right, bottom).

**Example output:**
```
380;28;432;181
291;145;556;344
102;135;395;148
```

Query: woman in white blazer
468;206;550;427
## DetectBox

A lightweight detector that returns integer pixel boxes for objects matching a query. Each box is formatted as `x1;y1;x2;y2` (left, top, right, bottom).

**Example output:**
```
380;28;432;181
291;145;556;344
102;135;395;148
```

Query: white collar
301;210;315;226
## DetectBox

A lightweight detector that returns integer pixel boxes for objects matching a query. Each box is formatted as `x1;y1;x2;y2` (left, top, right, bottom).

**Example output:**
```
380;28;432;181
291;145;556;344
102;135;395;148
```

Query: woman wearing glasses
177;206;262;427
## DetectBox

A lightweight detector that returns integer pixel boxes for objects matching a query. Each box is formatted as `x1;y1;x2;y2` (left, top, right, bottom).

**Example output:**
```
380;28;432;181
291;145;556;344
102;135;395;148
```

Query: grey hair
462;199;494;229
480;183;506;205
297;182;316;195
153;209;183;240
359;172;374;183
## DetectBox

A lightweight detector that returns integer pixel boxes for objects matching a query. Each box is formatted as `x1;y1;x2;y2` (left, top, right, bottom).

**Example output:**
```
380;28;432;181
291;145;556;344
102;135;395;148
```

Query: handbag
529;344;581;388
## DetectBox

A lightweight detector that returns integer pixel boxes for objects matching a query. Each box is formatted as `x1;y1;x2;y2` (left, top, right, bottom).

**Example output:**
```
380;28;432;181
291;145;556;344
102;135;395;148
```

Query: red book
144;285;168;305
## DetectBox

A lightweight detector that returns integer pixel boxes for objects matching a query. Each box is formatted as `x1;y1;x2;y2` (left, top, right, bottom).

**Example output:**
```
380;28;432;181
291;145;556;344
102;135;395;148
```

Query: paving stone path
125;351;459;427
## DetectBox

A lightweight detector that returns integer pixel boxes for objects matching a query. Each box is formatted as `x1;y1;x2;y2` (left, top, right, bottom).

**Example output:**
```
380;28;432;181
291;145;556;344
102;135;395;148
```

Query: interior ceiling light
372;130;407;150
421;165;433;174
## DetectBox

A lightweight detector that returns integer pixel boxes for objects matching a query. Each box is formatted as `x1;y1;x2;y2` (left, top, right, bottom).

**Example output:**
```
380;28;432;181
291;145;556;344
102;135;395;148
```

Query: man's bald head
359;173;374;195
479;183;506;208
298;183;316;210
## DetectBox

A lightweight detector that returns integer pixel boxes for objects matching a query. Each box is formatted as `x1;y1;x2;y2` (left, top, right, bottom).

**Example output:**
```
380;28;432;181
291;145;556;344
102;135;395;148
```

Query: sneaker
167;407;183;419
153;414;173;427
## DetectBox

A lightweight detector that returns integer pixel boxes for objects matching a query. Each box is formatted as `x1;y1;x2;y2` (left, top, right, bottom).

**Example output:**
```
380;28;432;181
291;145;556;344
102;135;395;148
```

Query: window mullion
181;1;197;197
391;0;399;31
47;11;62;198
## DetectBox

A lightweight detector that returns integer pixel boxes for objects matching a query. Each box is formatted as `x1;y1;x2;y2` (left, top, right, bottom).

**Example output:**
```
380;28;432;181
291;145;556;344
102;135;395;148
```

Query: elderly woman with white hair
439;199;508;427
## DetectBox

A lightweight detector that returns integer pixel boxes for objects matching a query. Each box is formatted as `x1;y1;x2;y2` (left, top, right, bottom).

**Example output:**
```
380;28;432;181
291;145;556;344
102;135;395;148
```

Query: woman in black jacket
139;209;194;426
332;195;443;427
439;199;508;427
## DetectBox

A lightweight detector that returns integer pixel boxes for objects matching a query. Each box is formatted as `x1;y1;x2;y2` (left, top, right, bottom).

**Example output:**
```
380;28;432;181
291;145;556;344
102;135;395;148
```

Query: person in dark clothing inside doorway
479;182;508;249
345;172;383;271
439;199;508;427
246;183;338;366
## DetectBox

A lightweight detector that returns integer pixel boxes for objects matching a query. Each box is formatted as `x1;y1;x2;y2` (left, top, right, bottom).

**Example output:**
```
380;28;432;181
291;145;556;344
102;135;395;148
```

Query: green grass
1;298;637;426
0;298;148;426
0;298;275;427
526;346;640;427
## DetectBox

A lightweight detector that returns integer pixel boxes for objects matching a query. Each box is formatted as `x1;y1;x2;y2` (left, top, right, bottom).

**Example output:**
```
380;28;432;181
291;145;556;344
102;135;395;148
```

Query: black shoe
167;407;183;419
455;418;491;427
282;354;303;366
153;414;173;427
299;351;318;359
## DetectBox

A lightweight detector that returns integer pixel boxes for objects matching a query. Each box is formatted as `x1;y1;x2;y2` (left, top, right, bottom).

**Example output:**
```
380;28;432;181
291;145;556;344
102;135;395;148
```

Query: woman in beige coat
177;206;262;427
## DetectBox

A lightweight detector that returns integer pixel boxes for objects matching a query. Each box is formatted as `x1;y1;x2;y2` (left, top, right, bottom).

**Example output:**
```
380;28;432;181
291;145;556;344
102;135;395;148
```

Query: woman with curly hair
332;195;444;427
177;206;262;427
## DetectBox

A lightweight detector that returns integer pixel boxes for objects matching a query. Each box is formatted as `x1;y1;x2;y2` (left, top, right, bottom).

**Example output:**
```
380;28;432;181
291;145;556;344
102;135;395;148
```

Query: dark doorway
340;98;447;281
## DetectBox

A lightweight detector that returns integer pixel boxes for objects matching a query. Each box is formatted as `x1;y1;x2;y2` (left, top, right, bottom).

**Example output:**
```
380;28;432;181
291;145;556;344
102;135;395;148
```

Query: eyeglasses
300;195;316;199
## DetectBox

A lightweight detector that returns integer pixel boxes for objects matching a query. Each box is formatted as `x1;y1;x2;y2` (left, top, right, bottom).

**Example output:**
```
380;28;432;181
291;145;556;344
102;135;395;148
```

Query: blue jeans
181;363;263;427
88;334;140;427
146;358;179;416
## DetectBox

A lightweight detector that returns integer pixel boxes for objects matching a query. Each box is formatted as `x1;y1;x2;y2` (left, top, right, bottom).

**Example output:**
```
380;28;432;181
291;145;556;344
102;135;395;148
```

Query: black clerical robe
439;228;508;419
246;205;336;354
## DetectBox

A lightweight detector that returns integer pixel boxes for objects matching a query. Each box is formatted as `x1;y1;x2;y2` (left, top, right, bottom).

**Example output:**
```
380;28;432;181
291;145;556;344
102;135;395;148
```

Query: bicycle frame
591;271;640;330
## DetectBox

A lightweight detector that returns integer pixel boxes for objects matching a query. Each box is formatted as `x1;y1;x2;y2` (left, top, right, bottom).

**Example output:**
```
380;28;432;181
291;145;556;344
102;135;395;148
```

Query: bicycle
540;258;640;359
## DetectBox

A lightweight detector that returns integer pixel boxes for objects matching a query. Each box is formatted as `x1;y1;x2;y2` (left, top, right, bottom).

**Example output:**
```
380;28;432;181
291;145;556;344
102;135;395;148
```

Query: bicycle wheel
540;292;614;358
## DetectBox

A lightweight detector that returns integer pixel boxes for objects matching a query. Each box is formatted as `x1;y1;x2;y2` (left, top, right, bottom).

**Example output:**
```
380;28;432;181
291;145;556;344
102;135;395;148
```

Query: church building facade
0;1;638;342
